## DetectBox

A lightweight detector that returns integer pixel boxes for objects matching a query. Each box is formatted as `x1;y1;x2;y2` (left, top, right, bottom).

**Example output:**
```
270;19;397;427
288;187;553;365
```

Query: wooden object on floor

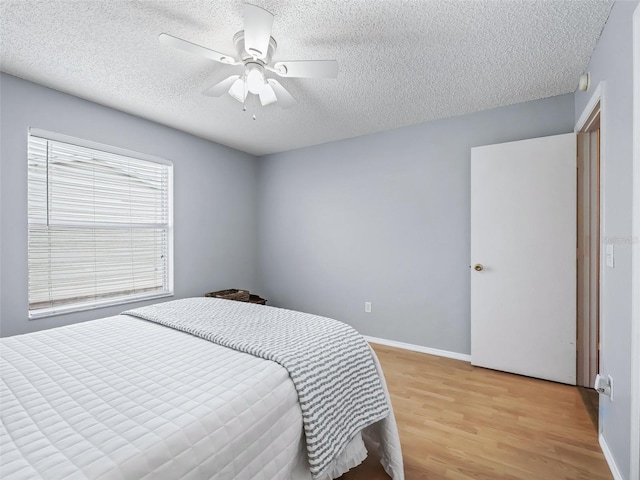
205;289;266;305
248;294;266;305
205;289;250;302
339;343;611;480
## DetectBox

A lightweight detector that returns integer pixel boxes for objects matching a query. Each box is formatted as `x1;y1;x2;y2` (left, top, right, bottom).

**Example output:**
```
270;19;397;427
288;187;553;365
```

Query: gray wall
257;93;575;355
0;73;260;337
574;1;639;478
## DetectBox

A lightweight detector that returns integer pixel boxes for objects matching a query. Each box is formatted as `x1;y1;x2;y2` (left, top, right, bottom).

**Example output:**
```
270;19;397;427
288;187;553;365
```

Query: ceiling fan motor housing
233;31;277;65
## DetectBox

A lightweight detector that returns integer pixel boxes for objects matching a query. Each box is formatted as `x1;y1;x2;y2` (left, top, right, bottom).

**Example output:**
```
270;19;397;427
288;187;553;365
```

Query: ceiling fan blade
267;79;296;109
243;3;274;59
272;60;338;78
159;33;240;65
202;75;241;97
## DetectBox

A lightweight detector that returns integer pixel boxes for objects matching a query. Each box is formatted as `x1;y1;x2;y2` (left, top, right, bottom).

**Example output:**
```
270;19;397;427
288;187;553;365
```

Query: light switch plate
606;244;614;268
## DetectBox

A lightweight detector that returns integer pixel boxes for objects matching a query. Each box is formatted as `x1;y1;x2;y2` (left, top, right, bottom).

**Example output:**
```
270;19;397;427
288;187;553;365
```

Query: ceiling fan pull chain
252;92;257;120
242;79;247;112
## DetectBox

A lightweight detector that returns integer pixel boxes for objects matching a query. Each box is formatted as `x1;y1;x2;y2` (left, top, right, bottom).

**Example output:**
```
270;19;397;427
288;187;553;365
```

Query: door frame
576;106;600;389
630;5;640;479
575;81;605;396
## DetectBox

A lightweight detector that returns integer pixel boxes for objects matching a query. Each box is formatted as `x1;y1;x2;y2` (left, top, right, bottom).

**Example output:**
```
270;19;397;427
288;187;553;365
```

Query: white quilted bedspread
1;316;308;479
0;315;404;480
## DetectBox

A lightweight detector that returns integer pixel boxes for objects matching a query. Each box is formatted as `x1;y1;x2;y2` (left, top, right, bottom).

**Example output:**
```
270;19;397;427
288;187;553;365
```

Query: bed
0;298;404;479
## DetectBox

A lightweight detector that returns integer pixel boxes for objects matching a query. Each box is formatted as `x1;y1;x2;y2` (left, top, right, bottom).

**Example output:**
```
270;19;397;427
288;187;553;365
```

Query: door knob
474;264;484;272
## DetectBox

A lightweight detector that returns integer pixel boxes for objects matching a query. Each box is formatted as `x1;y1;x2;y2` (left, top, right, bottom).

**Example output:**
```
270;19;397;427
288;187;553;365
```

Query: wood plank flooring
339;343;611;480
578;386;599;431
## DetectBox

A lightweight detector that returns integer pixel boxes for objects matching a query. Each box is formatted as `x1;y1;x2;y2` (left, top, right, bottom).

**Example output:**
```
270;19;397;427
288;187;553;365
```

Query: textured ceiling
0;0;612;156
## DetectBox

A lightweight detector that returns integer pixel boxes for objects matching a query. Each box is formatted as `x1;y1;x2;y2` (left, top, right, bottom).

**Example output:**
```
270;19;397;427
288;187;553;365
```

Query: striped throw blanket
123;297;390;478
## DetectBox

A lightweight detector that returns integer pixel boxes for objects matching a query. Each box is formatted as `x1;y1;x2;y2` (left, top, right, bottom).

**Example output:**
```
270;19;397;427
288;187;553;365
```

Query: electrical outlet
364;302;372;313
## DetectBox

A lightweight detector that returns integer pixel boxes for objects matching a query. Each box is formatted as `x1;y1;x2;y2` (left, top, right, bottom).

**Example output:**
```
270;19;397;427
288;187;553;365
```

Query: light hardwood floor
339;343;612;480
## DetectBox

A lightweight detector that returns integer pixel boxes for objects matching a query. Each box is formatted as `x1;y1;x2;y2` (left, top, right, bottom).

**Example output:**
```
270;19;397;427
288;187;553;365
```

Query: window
28;129;173;318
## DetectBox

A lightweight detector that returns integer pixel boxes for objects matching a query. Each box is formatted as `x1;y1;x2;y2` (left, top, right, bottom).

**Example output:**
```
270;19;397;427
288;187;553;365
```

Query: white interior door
471;133;577;385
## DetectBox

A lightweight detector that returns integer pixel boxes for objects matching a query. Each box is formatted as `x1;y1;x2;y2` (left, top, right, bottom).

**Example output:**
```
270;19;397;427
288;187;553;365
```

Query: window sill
28;291;174;319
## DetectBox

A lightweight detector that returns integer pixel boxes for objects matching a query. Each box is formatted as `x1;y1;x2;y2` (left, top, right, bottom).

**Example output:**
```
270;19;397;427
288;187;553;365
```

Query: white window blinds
28;130;173;318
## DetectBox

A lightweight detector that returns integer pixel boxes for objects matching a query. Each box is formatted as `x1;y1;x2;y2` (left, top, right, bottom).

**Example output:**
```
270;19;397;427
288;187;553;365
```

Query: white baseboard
599;434;624;480
364;335;471;362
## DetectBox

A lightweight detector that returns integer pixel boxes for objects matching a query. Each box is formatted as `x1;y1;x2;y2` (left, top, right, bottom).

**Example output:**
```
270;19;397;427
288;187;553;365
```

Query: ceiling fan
159;3;338;115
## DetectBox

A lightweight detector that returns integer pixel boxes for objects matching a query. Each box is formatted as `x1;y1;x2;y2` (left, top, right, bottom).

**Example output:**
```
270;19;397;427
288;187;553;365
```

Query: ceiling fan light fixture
228;77;248;102
259;83;277;106
246;63;266;94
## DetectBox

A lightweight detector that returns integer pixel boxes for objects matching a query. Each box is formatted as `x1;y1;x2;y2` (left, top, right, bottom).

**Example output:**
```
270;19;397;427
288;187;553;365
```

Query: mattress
123;297;391;478
1;314;403;479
